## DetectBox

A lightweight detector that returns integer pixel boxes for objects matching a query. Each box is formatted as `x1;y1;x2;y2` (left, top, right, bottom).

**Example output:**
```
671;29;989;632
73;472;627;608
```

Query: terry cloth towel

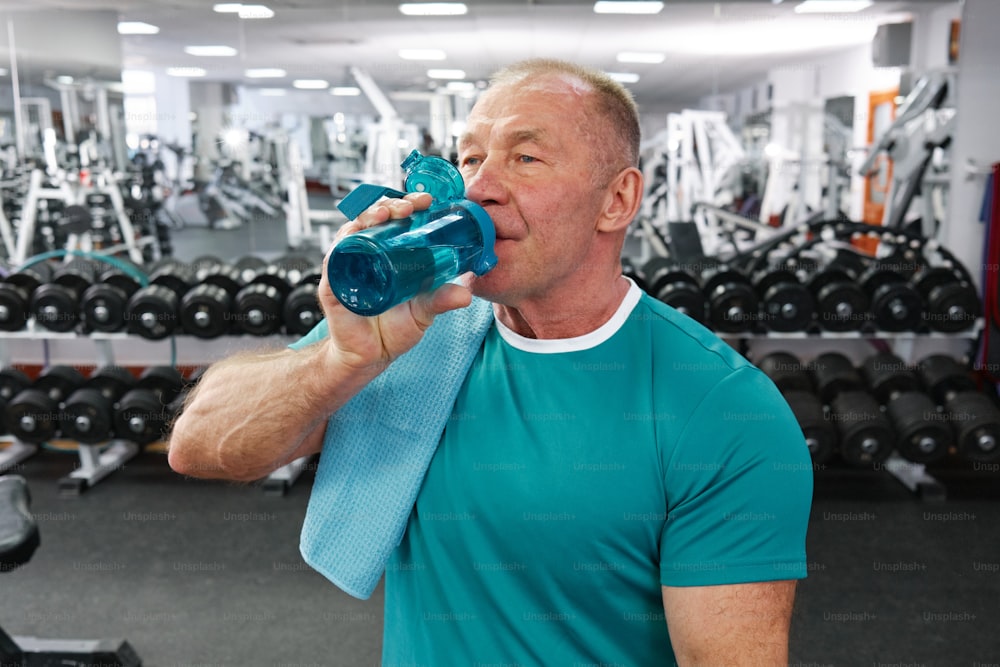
299;298;494;599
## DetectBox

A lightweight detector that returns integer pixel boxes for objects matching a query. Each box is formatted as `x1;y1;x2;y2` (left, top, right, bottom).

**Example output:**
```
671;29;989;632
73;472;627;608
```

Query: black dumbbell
812;352;864;405
756;352;814;394
643;260;707;324
0;367;31;435
912;266;981;333
233;264;291;336
126;259;195;340
807;266;870;332
782;390;838;465
4;365;85;444
701;266;758;333
283;264;323;336
621;256;648;292
233;255;269;285
859;265;924;332
30;258;96;332
179;259;244;339
753;268;816;332
861;352;950;464
80;263;143;333
0;262;53;331
113;366;185;445
917;354;1000;462
59;366;137;445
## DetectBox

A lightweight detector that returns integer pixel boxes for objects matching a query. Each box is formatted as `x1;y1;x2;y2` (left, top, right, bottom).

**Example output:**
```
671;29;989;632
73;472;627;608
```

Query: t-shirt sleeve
659;365;813;586
287;318;329;351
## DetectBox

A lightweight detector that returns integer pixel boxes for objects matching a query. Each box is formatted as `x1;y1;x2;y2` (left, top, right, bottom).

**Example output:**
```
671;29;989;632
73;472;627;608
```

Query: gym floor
4;215;1000;667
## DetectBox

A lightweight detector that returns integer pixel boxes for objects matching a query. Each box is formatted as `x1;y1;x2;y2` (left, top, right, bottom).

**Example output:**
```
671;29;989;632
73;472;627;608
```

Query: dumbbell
752;268;816;332
757;352;836;463
233;263;291;336
113;366;185;445
701;265;758;333
59;366;137;444
642;259;707;324
4;365;86;444
126;259;195;340
860;352;950;464
166;367;207;428
859;265;924;332
621;256;648;292
807;266;870;333
0;367;31;435
179;259;244;339
912;266;981;333
80;263;143;333
30;258;96;332
283;264;323;336
756;352;814;394
917;354;1000;463
812;352;895;466
0;262;53;331
233;255;269;285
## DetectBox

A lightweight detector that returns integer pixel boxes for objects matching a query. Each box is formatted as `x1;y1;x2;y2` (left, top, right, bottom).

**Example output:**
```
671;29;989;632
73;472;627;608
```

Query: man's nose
464;157;506;206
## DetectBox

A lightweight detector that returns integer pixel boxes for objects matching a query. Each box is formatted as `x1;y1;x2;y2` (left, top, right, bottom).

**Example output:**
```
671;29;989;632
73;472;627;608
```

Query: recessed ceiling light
259;88;286;96
0;68;9;76
617;51;665;64
56;75;74;85
446;81;476;91
167;67;207;77
239;4;274;19
399;49;447;60
399;3;468;16
794;0;873;13
427;68;465;79
245;68;286;78
593;2;664;15
331;87;361;96
213;3;243;12
184;45;238;57
606;72;640;83
293;79;329;89
118;21;160;35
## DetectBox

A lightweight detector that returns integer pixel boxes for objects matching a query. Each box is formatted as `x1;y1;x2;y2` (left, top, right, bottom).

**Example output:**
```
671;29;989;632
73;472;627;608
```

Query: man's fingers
409;283;473;330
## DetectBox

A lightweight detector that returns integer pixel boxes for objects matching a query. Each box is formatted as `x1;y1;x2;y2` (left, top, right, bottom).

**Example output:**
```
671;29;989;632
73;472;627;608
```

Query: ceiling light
399;49;447;60
167;67;207;77
593;2;664;15
184;45;238;57
428;68;465;79
293;79;329;89
213;3;243;12
332;87;361;96
399;3;468;16
239;4;274;19
794;0;873;13
56;75;74;85
245;68;286;78
446;81;476;91
656;20;876;55
617;51;665;64
259;88;286;96
606;72;640;83
118;21;160;35
0;68;9;76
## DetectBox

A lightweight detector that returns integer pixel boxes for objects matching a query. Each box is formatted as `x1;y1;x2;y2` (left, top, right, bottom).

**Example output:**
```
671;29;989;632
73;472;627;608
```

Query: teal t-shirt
380;284;813;666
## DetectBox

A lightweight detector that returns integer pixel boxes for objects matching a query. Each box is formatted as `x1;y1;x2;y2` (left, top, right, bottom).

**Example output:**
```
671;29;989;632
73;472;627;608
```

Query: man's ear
596;167;643;233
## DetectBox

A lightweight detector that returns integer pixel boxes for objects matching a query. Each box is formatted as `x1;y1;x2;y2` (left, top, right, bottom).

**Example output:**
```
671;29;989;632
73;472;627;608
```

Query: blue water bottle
327;150;497;316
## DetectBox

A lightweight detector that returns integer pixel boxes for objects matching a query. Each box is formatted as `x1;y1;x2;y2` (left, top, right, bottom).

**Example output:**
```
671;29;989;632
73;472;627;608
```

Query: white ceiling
0;0;961;107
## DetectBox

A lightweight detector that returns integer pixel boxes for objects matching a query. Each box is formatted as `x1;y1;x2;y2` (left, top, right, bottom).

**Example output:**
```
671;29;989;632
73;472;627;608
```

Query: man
169;59;813;666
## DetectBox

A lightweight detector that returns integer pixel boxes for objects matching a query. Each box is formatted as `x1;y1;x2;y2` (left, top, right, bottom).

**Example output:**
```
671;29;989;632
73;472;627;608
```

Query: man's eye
461;156;481;167
518;155;537;163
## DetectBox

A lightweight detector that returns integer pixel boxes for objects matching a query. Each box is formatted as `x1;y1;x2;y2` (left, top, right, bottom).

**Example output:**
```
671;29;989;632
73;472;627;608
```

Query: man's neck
493;275;631;340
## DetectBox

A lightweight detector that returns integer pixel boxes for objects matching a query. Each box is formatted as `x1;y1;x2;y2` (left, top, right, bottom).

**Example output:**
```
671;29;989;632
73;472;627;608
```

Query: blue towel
299;298;494;599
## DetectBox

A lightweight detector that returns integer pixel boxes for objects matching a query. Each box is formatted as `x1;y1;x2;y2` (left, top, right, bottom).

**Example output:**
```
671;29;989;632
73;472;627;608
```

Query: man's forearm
167;339;381;481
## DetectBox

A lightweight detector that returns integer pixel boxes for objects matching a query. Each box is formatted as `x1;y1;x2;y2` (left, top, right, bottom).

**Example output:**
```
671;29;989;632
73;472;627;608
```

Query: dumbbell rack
0;327;314;496
733;321;985;501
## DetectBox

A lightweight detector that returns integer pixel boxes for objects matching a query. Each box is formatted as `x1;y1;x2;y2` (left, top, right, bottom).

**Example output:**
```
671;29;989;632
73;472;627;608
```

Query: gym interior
1;0;999;665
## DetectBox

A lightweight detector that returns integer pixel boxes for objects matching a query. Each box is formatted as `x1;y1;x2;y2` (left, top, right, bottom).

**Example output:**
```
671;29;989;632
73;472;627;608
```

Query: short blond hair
488;59;641;177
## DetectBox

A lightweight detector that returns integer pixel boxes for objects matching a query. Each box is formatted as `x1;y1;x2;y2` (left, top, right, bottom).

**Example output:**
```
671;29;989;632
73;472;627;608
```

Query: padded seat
0;475;39;572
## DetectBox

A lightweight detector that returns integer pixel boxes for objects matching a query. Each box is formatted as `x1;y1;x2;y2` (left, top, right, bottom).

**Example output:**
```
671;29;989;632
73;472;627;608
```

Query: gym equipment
328;150;497;317
178;259;243;339
29;258;96;333
812;352;895;466
911;265;980;333
701;265;758;333
756;351;814;394
621;256;648;293
0;475;142;666
752;268;816;332
782;390;837;465
0;368;32;473
232;265;291;336
233;255;268;285
807;266;870;332
917;354;1000;462
113;366;185;446
4;365;85;445
282;265;323;337
858;265;924;332
642;258;707;324
80;264;142;333
125;259;195;340
58;366;136;445
861;352;950;464
0;262;52;331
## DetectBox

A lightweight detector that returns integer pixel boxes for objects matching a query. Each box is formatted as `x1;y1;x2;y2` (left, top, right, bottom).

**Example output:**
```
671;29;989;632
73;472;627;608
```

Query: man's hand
319;192;473;374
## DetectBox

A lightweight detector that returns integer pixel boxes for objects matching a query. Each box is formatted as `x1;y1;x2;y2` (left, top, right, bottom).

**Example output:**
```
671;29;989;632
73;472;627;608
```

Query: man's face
457;74;611;306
